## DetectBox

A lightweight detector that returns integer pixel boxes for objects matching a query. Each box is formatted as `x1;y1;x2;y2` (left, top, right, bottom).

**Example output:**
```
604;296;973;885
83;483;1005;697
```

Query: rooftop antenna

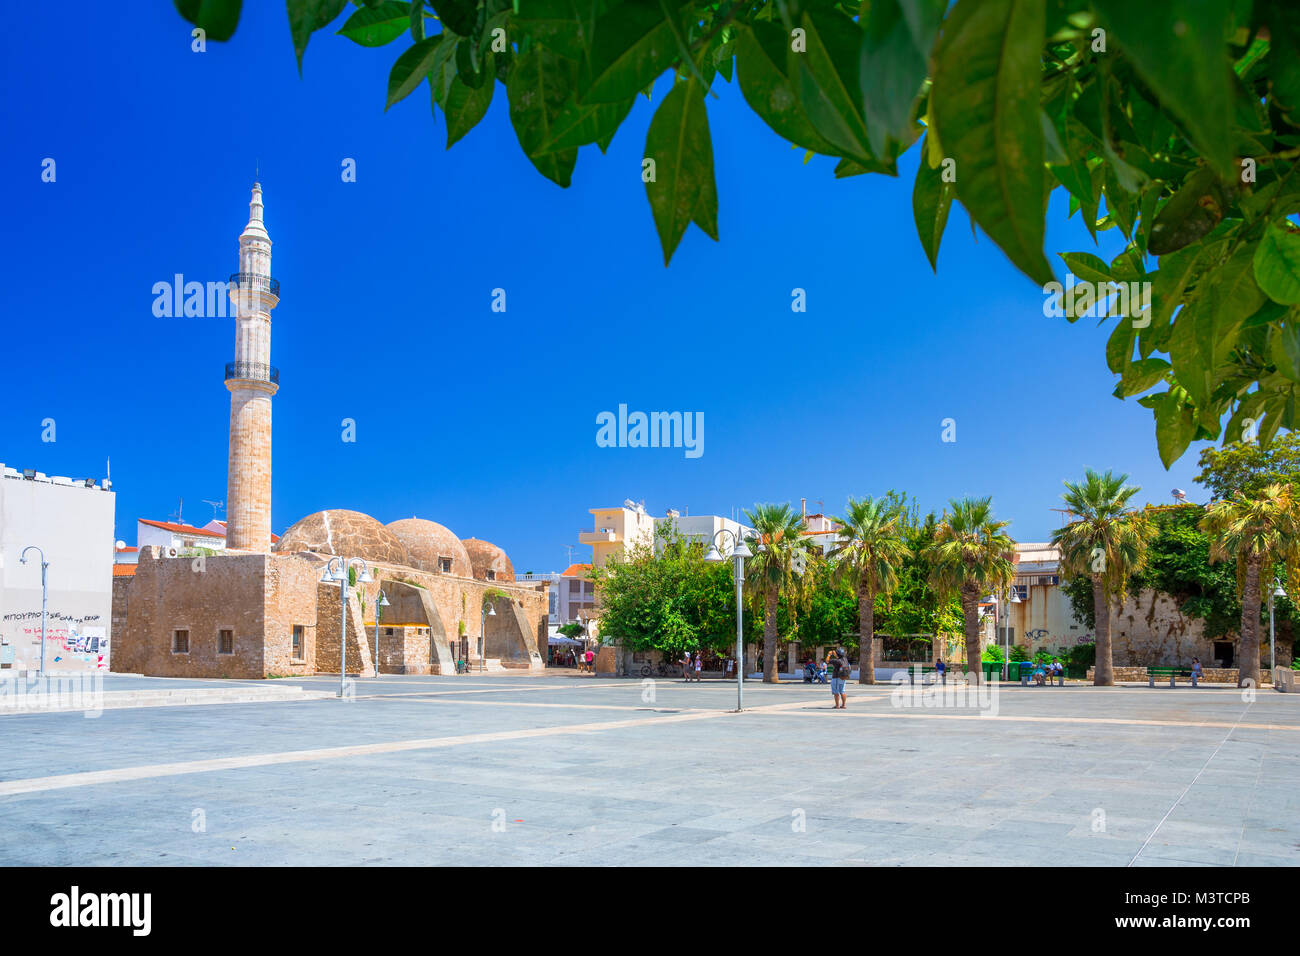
169;497;183;525
202;499;224;521
563;544;576;566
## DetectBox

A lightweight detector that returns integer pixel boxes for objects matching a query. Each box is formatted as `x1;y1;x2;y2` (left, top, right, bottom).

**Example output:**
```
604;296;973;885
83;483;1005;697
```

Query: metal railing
224;362;280;384
228;272;280;297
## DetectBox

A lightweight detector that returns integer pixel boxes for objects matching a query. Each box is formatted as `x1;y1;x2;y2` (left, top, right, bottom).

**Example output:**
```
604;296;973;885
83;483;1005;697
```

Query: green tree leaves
507;47;579;187
386;35;445;109
736;21;837;154
287;0;348;72
177;0;1300;467
175;0;243;42
793;12;878;169
337;2;411;47
859;0;943;159
443;72;494;147
644;78;717;264
1255;222;1300;305
582;1;683;104
912;136;953;271
1091;0;1235;177
929;0;1052;285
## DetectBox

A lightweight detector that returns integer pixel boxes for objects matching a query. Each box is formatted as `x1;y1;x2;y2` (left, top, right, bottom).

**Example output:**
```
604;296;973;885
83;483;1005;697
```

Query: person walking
829;646;849;709
1191;657;1202;687
936;657;947;686
682;650;692;681
694;652;703;682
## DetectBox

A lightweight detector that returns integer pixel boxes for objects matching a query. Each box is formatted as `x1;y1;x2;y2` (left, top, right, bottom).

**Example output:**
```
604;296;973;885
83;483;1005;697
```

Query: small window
172;630;189;654
385;627;393;636
292;625;304;661
486;569;496;581
439;557;452;573
218;629;234;655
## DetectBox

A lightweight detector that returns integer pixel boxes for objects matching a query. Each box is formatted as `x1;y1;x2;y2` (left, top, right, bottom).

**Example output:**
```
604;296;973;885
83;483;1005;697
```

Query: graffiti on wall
1;610;109;670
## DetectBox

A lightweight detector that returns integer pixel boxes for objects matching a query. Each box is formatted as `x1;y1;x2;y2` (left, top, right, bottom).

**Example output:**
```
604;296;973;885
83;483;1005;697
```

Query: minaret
224;183;279;552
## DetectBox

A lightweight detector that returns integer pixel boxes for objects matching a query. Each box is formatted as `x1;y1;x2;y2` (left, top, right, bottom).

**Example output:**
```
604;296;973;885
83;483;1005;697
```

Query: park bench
1148;666;1196;687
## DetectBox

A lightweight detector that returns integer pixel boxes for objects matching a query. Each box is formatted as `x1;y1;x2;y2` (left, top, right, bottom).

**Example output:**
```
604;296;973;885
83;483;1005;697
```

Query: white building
0;464;116;674
581;502;657;567
135;518;227;553
662;510;755;555
1001;542;1090;655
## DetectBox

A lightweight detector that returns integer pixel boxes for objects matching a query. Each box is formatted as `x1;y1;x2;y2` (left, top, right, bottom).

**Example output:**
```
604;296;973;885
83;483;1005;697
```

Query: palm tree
1051;469;1155;686
829;496;912;684
1200;483;1300;688
926;497;1016;683
743;502;814;683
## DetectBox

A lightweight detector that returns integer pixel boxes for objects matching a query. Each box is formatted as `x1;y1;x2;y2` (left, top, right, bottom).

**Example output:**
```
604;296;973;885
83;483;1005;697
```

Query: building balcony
228;272;280;298
225;361;280;385
578;529;619;545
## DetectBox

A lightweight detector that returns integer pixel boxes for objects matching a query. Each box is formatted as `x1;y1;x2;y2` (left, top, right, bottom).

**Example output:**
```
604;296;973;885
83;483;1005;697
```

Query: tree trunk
858;575;875;684
962;585;981;684
763;589;778;683
1239;555;1263;688
1092;573;1113;686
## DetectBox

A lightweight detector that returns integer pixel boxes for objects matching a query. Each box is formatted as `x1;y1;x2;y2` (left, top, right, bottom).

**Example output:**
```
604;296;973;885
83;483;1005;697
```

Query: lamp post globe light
372;589;391;678
1270;581;1286;686
990;585;1022;681
704;527;752;712
320;556;373;698
19;546;48;677
480;599;497;673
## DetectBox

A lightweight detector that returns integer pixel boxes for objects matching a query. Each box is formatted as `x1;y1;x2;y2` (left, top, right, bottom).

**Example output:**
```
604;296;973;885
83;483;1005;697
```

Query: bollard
1020;671;1029;686
1148;672;1155;688
1170;673;1176;688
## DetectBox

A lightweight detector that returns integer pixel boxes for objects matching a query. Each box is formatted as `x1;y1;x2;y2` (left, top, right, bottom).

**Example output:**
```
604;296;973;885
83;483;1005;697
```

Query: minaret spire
224;183;279;552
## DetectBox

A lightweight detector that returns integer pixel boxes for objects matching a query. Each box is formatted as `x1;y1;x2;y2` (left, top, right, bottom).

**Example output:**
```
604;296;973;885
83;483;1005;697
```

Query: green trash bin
1007;662;1021;682
982;662;998;681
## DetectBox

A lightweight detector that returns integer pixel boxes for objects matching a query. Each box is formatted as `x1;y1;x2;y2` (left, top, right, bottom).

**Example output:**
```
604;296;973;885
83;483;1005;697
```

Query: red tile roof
137;518;226;539
562;563;592;577
112;564;137;577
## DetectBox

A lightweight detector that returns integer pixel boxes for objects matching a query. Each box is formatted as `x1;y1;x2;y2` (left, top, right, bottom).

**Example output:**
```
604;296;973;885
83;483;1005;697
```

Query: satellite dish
623;498;637;509
1172;488;1187;500
115;540;126;550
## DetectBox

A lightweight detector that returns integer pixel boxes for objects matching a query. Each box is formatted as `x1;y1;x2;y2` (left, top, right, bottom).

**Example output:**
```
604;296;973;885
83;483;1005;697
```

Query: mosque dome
461;538;515;583
386;518;473;577
273;509;411;567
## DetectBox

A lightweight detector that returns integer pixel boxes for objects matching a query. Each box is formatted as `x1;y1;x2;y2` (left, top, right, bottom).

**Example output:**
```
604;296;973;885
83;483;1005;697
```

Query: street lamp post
998;585;1022;681
372;590;391;678
480;599;497;673
1270;581;1286;686
19;547;48;677
320;556;373;698
705;528;753;712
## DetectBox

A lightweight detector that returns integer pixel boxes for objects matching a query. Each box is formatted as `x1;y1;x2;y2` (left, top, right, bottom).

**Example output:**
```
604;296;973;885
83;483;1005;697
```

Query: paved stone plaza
2;673;1298;866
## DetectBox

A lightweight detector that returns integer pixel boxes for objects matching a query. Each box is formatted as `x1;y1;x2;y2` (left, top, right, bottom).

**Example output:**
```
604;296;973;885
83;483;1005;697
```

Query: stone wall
114;547;548;678
110;576;136;672
1086;665;1275;684
262;554;322;676
117;547;269;678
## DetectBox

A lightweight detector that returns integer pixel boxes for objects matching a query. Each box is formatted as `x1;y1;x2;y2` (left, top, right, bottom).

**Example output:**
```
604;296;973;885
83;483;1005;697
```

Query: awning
548;635;584;646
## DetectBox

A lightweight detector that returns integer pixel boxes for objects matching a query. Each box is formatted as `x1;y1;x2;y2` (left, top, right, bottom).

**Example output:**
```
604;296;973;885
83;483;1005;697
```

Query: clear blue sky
0;5;1211;570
